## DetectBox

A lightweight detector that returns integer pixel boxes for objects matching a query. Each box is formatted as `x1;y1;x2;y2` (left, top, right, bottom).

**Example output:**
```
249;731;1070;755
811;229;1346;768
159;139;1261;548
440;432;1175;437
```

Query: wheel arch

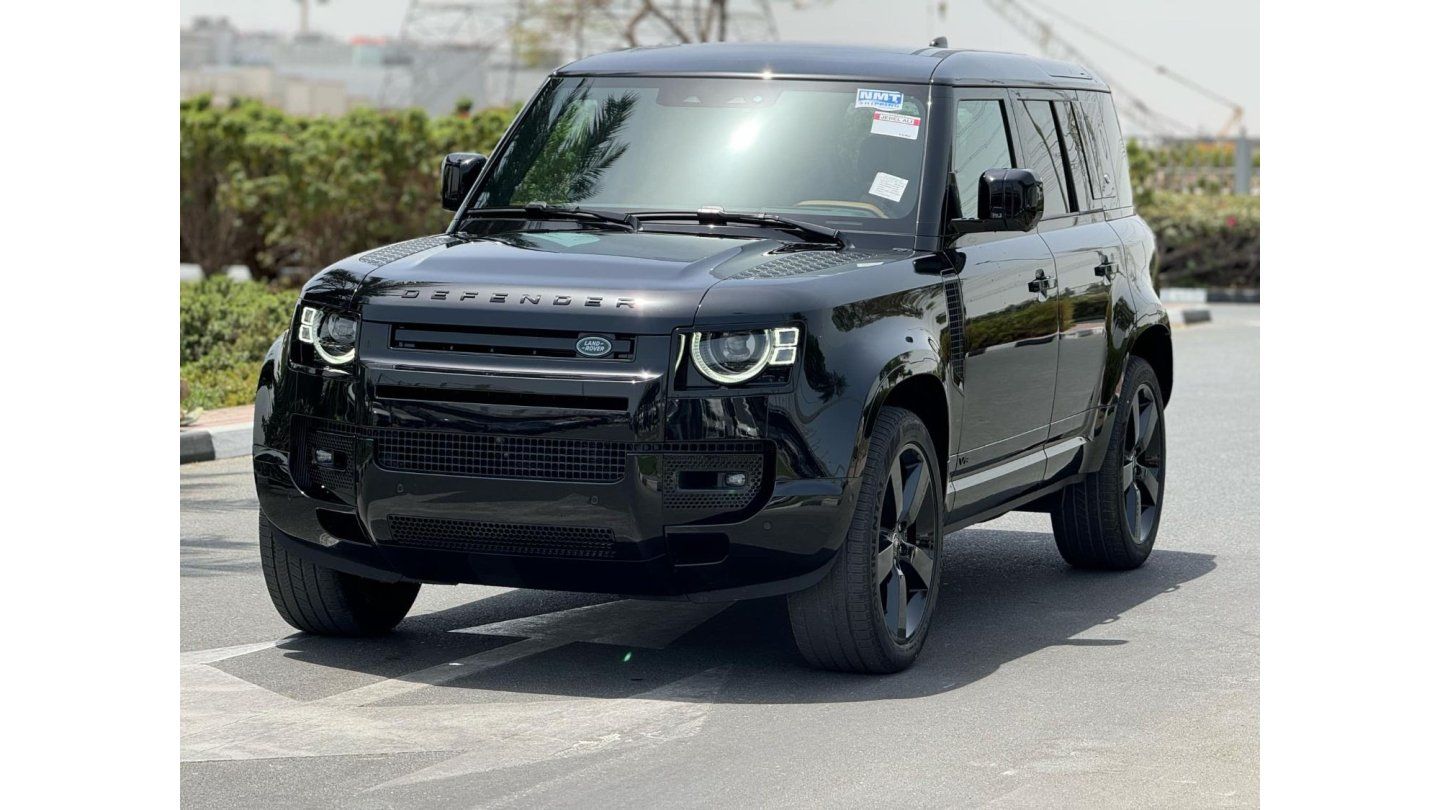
851;352;949;478
1129;324;1173;405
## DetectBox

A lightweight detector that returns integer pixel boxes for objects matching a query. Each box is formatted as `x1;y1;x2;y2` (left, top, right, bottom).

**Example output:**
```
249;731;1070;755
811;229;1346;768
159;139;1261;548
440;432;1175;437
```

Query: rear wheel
1052;356;1167;570
259;516;420;636
787;407;943;673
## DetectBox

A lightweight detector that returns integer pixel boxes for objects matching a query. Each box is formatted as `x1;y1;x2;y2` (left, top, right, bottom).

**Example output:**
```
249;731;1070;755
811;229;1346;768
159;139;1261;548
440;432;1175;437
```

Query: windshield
472;76;931;235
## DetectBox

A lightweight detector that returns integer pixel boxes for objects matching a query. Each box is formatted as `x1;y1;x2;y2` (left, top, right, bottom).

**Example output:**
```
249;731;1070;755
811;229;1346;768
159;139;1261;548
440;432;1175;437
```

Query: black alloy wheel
1121;382;1163;544
787;406;944;673
1051;355;1166;570
875;442;940;642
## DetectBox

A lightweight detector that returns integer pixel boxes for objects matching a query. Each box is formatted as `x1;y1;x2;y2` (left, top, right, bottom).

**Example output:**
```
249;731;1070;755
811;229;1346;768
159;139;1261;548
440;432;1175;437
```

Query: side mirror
440;152;487;211
966;168;1044;233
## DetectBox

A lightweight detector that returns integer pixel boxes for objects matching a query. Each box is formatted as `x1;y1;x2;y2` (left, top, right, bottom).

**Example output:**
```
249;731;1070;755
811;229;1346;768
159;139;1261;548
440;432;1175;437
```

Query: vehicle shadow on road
257;527;1216;705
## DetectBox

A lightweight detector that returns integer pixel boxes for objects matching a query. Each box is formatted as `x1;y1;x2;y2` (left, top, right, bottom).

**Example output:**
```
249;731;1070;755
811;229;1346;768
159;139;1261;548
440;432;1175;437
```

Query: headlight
689;326;800;385
297;305;358;365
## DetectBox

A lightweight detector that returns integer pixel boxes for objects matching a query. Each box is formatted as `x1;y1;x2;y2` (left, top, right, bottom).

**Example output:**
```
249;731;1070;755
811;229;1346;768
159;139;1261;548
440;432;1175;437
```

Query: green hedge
181;277;297;409
181;96;516;278
1140;191;1259;289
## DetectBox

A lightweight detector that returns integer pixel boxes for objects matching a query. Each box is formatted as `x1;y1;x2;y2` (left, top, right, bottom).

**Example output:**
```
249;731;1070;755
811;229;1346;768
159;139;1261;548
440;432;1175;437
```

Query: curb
1166;306;1213;327
1161;287;1260;304
181;422;252;464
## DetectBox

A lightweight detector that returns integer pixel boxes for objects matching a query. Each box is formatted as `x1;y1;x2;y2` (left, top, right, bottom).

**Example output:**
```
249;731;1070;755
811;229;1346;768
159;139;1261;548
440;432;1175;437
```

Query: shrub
180;97;518;279
180;277;297;409
1140;192;1260;289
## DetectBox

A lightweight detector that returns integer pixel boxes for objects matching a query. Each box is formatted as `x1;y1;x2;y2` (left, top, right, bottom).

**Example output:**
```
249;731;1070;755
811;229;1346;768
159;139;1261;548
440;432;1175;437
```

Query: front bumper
254;317;858;599
255;439;855;600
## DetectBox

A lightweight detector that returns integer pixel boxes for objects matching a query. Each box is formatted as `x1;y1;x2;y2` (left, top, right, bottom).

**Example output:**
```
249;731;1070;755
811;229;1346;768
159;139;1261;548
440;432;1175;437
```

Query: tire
787;407;944;674
1051;356;1167;570
259;516;420;636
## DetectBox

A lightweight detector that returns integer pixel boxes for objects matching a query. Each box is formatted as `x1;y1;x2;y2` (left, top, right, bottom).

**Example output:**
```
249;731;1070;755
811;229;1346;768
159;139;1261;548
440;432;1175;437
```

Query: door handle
1027;268;1056;294
1094;260;1117;279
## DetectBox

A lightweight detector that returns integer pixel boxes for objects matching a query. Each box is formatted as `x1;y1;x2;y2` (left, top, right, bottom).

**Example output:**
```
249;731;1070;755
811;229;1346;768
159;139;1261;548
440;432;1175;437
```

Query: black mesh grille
735;250;887;280
944;278;964;383
387;516;618;559
358;235;453;266
376;431;628;482
296;419;769;491
661;452;765;512
307;430;358;493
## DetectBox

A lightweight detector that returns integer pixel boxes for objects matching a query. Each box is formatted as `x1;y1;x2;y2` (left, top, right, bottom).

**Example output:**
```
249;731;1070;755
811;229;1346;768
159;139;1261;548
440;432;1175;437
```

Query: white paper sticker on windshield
868;172;909;202
871;111;921;140
855;88;905;111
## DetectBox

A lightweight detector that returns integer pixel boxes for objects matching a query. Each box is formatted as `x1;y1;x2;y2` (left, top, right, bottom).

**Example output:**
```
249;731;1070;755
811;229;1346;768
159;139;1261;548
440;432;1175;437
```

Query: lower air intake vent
376;431;628;482
661;452;765;513
386;516;619;559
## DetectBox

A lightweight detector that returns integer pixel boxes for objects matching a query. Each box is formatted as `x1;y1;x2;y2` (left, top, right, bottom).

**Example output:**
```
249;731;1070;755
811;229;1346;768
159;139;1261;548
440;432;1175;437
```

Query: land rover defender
253;43;1172;673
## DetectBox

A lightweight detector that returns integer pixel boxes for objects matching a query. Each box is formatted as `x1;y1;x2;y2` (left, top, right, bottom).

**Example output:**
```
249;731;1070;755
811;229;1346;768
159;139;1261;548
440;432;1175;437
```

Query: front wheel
1052;356;1167;570
259;516;420;636
787;407;944;673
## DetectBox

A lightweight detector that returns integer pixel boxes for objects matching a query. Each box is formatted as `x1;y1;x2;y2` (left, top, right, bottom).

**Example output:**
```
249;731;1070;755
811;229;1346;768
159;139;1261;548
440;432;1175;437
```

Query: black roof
557;42;1108;91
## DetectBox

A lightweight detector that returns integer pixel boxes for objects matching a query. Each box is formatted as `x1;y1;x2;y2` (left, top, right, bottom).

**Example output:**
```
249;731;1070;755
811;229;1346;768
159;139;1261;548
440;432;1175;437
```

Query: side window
1056;101;1093;210
1076;92;1118;201
951;99;1013;219
1016;99;1071;216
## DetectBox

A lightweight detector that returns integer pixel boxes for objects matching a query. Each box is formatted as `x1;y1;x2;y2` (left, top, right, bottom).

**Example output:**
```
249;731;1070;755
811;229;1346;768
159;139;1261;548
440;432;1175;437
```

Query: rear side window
951;100;1013;219
1056;102;1094;209
1078;91;1132;208
1016;100;1071;216
1075;93;1118;201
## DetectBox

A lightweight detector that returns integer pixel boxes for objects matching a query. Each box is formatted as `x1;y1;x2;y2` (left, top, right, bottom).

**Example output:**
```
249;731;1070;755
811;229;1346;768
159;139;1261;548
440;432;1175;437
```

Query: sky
179;0;1259;135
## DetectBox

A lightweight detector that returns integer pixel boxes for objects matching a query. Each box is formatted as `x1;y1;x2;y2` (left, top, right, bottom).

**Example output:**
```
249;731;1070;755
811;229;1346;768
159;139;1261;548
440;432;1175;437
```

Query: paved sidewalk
180;404;253;464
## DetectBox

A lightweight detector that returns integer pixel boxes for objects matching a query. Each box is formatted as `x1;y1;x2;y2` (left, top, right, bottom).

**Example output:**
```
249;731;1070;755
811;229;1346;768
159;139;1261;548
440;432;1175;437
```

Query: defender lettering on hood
398;289;638;308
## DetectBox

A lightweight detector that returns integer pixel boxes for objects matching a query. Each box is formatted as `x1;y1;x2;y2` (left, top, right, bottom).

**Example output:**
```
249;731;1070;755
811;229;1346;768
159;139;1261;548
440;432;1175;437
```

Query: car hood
339;229;914;334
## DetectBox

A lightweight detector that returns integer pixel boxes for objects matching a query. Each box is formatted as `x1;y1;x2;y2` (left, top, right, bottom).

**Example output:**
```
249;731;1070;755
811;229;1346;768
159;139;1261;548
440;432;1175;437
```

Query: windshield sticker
868;172;910;202
529;232;601;248
871;111;921;140
855;89;905;111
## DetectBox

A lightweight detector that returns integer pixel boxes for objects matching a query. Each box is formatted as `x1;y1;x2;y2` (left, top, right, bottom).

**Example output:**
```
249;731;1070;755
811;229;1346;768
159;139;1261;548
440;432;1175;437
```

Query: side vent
944;278;965;384
359;235;454;267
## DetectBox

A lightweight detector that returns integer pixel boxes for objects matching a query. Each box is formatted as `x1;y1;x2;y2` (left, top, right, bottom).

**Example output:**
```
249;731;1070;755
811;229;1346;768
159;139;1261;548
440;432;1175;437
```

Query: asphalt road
181;304;1259;808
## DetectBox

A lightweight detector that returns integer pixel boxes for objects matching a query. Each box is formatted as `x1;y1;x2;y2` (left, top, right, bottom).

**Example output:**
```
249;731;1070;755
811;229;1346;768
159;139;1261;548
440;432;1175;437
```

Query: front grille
387;515;619;559
376;431;628;482
295;419;770;496
390;323;636;361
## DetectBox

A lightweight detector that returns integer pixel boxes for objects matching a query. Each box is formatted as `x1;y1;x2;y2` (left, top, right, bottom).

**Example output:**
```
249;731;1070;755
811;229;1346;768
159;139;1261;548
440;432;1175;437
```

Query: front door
946;93;1060;511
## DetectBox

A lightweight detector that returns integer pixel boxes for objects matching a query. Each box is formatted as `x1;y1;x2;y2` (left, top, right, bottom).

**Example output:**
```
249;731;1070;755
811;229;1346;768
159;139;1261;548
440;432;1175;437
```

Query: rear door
1012;89;1123;475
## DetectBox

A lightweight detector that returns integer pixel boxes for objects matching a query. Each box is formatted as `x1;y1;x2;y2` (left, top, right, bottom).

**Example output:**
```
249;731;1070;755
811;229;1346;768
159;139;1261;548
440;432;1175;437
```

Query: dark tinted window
1056;102;1093;209
474;76;929;233
950;100;1013;219
1075;93;1117;201
1017;100;1071;215
1078;91;1132;208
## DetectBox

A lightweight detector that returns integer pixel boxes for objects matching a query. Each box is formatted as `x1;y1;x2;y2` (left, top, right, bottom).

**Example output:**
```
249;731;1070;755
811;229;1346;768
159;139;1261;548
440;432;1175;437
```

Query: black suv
253;43;1171;673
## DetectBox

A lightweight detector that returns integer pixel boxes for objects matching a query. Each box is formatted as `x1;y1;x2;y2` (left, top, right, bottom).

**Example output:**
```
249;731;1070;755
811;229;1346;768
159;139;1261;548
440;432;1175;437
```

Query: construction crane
981;0;1244;137
980;0;1189;135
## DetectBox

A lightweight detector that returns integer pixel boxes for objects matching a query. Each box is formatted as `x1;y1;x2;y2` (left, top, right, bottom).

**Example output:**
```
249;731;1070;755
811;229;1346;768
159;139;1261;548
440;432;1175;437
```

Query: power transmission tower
379;1;781;110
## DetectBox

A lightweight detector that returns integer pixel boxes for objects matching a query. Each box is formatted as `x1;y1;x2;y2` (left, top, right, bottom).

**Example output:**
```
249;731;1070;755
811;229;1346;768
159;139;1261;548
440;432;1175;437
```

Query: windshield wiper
628;207;845;247
466;202;636;231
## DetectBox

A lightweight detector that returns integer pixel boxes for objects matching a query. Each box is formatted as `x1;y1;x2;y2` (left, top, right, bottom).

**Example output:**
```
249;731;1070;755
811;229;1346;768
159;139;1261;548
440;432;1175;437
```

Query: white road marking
180;639;281;666
180;598;737;782
449;598;733;649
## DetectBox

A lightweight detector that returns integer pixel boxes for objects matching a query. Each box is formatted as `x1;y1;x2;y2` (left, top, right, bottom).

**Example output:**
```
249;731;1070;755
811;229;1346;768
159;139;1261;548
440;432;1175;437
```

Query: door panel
1043;216;1117;431
951;231;1059;471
